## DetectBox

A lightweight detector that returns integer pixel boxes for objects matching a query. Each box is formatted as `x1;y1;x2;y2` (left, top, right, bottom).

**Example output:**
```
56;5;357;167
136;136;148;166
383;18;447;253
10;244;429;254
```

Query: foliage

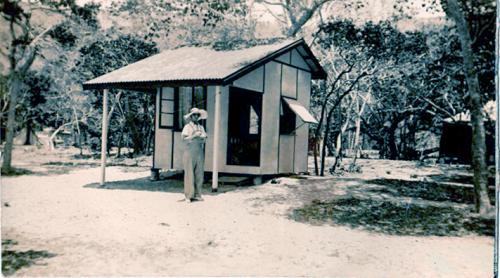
77;34;158;80
17;71;53;125
75;34;158;154
314;18;472;161
48;22;78;48
107;0;254;48
254;0;366;37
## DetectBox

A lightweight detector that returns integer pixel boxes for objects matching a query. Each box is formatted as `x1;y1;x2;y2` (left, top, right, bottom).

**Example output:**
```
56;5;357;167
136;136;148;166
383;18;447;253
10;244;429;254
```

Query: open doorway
227;86;262;166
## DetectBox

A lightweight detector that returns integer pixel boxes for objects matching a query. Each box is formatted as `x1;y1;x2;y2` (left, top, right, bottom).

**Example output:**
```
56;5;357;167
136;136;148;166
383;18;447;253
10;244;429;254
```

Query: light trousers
183;139;205;199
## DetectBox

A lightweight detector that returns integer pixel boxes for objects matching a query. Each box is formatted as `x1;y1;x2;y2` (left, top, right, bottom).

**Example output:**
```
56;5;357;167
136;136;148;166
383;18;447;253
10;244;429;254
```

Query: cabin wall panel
294;70;312;173
279;135;295;173
233;66;264;93
291;49;310;70
275;52;290;63
154;88;173;169
260;61;281;174
173;132;183;169
281;65;297;99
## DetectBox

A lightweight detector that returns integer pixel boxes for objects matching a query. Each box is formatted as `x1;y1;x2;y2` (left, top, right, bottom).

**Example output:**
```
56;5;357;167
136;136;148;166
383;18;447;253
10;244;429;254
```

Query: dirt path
0;151;494;277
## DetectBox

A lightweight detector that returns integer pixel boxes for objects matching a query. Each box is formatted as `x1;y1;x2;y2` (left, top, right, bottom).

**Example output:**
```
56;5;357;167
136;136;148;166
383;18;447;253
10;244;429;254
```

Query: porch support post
212;85;221;192
100;89;109;186
494;2;500;274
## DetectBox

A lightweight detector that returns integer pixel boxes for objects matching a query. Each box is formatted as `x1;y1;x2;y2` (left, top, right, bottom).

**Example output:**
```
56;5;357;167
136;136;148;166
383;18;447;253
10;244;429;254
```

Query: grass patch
292;197;494;236
2;240;56;276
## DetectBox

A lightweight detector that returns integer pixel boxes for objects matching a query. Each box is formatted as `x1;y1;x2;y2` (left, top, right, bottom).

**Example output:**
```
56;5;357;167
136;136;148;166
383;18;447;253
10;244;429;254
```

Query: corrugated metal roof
83;38;326;90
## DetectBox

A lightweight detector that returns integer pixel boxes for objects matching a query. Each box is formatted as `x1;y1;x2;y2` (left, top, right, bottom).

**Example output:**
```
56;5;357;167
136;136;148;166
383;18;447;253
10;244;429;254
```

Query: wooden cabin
439;110;495;165
83;38;327;187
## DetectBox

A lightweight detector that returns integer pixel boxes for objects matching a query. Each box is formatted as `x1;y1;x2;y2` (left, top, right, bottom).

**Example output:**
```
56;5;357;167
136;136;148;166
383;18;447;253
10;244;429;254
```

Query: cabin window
280;99;296;134
173;86;207;131
159;88;175;128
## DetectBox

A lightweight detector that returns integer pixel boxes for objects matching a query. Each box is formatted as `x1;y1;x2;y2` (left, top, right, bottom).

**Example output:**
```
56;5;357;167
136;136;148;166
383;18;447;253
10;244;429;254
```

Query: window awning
283;98;318;124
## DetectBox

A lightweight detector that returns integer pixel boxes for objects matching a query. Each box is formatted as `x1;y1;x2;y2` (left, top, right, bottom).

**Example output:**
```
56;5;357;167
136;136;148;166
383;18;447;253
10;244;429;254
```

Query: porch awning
283;98;318;124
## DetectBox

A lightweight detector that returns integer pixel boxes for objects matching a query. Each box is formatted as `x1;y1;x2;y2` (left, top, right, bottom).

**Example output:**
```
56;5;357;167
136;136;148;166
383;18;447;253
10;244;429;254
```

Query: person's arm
182;124;195;141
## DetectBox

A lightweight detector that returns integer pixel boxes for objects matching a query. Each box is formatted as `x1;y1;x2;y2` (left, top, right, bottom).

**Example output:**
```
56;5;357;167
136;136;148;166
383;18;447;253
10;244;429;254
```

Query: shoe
194;197;204;201
186;198;193;203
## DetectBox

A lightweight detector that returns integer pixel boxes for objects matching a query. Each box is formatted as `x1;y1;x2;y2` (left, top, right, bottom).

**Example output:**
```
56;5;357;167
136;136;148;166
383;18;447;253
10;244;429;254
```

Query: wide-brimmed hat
184;107;207;120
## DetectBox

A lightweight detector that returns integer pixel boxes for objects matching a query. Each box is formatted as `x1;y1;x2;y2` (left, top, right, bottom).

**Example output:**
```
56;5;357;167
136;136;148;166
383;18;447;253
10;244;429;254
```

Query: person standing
182;108;207;202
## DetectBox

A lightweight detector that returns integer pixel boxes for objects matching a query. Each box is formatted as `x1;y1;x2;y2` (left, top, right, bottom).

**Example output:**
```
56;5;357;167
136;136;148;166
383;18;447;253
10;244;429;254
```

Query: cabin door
227;86;262;166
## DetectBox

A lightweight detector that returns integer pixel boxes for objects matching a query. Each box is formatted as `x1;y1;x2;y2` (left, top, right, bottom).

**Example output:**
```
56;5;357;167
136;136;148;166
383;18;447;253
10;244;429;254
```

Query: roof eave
312;70;328;80
299;41;328;80
82;79;225;91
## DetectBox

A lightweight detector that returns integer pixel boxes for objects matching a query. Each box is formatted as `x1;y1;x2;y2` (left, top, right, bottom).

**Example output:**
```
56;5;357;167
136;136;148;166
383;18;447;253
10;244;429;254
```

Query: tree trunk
445;0;492;214
116;130;123;158
2;74;21;172
320;116;332;176
72;109;82;152
320;105;338;176
334;110;350;166
387;124;398;160
352;97;362;165
24;118;32;145
313;138;320;175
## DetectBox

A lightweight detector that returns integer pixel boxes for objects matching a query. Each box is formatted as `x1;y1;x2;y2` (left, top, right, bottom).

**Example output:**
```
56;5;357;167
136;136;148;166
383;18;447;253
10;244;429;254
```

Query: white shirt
182;122;207;141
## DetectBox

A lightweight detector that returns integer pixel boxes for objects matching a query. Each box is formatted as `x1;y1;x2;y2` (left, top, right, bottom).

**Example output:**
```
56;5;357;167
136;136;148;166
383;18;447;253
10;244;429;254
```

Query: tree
442;0;493;215
43;18;101;153
313;19;421;175
75;34;158;155
107;0;254;49
0;0;99;172
17;70;53;145
254;0;330;37
253;0;365;37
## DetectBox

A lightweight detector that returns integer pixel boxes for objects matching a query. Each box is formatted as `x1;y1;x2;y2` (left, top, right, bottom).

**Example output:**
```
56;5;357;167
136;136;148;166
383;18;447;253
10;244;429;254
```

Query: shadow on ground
84;176;254;195
2;240;56;276
290;172;495;237
33;162;149;176
1;167;34;176
2;162;149;177
428;173;495;186
291;196;494;236
365;179;495;205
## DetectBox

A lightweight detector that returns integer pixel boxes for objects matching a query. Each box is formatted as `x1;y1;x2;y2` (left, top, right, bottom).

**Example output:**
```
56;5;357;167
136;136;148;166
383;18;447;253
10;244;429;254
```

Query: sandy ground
0;147;494;277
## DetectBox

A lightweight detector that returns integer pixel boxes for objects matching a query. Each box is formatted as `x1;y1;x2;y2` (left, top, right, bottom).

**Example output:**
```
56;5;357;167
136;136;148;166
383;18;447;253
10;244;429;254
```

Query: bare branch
257;0;286;7
418;96;455;118
29;24;56;48
261;3;287;24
